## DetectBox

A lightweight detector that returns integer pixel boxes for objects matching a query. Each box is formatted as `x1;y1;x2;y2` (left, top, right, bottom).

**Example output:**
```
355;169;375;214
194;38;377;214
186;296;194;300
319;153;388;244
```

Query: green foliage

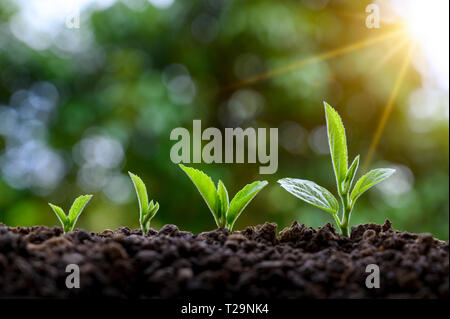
350;168;395;207
179;164;267;231
278;102;395;236
49;195;93;233
217;180;229;226
177;165;219;225
324;102;348;194
278;178;339;215
226;180;270;230
129;172;160;235
342;155;360;194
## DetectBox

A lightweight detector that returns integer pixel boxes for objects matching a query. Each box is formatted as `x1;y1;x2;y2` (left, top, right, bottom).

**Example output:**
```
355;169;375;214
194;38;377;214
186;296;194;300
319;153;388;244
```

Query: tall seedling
278;102;395;236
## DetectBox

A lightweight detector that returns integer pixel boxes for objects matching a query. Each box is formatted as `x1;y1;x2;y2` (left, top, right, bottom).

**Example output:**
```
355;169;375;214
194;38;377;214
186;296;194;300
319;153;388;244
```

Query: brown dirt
0;220;448;298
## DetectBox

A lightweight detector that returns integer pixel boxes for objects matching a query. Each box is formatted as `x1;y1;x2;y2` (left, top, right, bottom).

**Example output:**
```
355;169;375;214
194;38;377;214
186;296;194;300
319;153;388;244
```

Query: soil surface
0;220;448;298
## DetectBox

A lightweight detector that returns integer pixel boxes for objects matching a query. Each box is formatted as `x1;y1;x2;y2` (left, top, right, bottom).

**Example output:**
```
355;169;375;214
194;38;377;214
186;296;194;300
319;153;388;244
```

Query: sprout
179;164;267;231
278;102;395;236
49;195;93;234
129;172;160;235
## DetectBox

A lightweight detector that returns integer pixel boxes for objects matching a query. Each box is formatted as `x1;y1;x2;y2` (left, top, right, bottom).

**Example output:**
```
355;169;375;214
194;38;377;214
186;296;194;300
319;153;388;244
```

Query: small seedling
278;102;395;236
49;195;93;234
179;164;268;231
129;172;160;235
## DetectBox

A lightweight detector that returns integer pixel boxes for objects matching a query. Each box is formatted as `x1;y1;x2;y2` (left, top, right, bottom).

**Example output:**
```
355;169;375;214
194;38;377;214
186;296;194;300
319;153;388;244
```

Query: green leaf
129;172;150;222
179;164;220;226
129;172;160;235
217;180;229;226
143;201;159;226
278;178;339;215
324;102;348;193
49;203;67;230
342;155;360;194
68;195;93;230
226;181;268;231
350;168;395;206
149;201;159;218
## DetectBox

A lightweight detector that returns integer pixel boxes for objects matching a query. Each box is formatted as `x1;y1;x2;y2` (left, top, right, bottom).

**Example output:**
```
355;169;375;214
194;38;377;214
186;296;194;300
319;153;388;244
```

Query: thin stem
339;192;352;237
332;213;342;230
221;212;226;229
64;220;70;234
140;219;147;235
214;208;223;229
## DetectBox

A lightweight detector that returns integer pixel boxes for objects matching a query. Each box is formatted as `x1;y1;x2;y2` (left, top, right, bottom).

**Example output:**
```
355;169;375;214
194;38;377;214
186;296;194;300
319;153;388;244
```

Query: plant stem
221;213;226;229
332;214;342;230
339;193;351;237
64;221;70;234
140;220;147;235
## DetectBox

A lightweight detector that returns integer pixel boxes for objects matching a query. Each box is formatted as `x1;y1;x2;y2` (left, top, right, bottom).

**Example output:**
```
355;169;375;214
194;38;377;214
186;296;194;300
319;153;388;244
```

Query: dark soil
0;220;448;298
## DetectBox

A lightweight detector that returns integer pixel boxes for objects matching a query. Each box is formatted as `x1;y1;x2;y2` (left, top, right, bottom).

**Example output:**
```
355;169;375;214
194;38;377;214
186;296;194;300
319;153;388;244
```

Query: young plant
278;102;395;236
49;195;93;234
179;164;268;231
129;172;160;235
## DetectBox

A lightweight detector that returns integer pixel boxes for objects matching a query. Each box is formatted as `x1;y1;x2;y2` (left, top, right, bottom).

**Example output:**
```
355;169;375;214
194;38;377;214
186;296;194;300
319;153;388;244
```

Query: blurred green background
0;0;448;239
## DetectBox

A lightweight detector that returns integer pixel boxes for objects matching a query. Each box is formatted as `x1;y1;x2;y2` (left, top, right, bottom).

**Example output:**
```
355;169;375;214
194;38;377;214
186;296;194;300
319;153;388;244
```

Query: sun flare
402;0;449;45
394;0;449;89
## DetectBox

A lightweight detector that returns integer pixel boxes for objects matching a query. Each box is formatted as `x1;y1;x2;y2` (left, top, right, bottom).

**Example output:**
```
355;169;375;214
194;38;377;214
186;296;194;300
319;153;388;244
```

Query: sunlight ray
369;38;410;74
362;42;416;172
222;29;406;92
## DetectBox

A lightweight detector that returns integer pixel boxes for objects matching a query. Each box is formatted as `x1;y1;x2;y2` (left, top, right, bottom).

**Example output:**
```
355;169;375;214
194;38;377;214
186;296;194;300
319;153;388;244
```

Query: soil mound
0;220;448;298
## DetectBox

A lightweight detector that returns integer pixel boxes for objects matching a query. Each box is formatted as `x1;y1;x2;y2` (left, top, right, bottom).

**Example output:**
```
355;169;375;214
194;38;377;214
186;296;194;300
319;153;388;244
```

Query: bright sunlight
392;0;449;90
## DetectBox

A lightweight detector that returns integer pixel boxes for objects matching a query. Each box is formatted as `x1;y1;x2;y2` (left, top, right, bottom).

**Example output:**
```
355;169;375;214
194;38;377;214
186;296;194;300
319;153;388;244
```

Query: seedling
278;102;395;236
49;195;93;234
129;172;160;235
179;164;268;231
